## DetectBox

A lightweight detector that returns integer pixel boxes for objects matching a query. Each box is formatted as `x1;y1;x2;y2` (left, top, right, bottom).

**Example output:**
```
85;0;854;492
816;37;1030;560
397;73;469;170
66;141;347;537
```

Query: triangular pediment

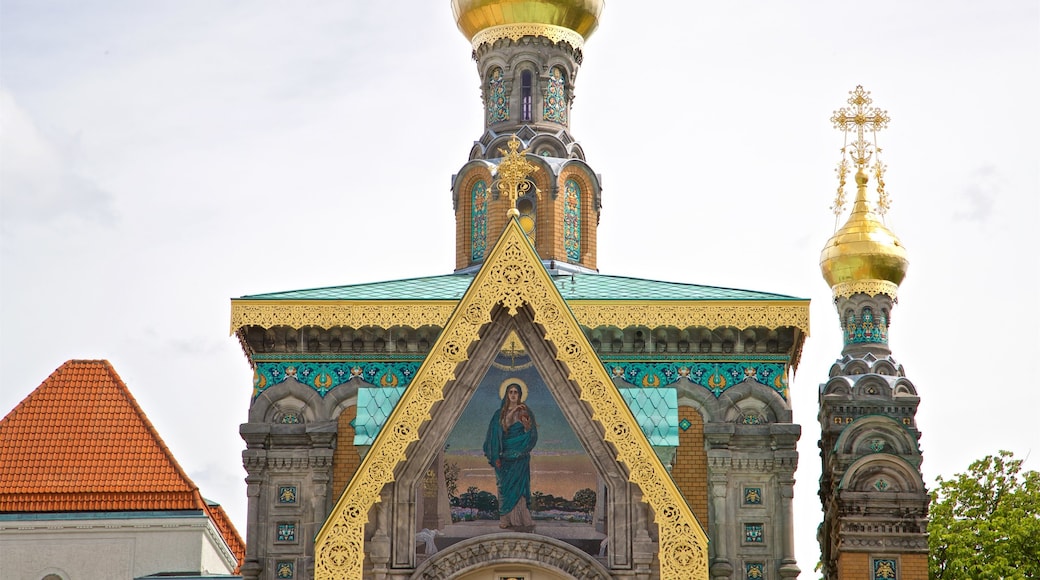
314;220;708;579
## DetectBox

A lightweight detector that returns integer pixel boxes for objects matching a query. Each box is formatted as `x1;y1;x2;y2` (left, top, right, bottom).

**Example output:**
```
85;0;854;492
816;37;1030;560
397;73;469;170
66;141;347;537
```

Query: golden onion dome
451;0;604;43
820;169;909;295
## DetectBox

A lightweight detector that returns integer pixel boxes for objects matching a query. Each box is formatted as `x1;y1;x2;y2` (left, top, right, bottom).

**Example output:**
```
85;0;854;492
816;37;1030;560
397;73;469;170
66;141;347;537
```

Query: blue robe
483;406;538;515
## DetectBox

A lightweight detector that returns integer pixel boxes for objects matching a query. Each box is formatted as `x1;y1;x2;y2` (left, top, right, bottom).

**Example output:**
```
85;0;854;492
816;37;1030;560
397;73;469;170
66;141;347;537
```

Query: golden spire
495;135;540;218
820;86;908;300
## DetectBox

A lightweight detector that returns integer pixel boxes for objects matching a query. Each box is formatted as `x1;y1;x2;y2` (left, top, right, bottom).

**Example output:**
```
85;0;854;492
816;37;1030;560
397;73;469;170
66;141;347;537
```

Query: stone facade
817;292;929;580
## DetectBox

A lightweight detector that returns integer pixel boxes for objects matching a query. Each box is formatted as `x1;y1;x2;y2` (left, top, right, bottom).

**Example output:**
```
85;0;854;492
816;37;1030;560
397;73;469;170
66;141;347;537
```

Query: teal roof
239;273;805;302
354;385;679;447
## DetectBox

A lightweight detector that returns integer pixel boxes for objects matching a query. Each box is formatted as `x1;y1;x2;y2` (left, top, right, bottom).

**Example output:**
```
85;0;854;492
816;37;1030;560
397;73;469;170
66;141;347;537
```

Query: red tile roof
0;360;244;569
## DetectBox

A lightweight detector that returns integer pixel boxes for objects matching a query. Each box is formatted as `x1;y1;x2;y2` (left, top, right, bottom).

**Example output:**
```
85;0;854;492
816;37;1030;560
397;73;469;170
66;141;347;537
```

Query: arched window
564;178;581;261
487;68;508;124
543;66;567;124
521;70;533;121
517;183;536;243
471;180;489;261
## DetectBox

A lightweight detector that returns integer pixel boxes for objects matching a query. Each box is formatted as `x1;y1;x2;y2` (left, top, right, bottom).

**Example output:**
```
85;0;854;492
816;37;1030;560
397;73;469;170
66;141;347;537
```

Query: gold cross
831;85;889;169
496;135;540;217
830;86;891;216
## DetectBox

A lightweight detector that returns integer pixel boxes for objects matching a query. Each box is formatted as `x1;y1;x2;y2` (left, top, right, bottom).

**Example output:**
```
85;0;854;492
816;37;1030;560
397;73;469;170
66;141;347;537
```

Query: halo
499;378;528;401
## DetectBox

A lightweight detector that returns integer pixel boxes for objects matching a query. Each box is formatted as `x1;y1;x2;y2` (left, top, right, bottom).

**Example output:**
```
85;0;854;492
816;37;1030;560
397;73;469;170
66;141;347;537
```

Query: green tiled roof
239;273;804;302
354;385;679;447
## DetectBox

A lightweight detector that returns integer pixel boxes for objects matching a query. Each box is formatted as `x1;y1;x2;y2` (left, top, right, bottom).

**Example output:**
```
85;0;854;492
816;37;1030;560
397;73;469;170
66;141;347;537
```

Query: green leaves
929;451;1040;580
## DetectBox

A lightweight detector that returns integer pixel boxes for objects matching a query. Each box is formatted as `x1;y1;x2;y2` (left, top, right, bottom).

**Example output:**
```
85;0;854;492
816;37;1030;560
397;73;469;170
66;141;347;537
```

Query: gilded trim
231;299;810;335
570;301;810;335
229;301;456;333
831;279;899;300
313;220;709;579
471;24;585;49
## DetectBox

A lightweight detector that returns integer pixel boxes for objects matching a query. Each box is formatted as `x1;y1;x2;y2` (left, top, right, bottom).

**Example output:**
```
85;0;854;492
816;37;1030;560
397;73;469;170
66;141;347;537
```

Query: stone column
777;471;801;579
709;475;733;580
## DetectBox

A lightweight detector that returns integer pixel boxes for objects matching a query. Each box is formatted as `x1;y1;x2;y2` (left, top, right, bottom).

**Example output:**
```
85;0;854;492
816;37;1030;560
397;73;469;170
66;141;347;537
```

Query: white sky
2;0;1038;573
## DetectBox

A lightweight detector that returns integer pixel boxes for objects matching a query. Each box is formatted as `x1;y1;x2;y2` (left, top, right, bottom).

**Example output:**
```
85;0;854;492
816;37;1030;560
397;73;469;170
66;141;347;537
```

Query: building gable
314;219;709;579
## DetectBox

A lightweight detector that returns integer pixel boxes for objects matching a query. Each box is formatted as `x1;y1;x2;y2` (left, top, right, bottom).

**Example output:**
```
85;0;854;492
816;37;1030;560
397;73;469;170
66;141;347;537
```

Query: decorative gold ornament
471;23;586;49
496;135;540;218
313;220;709;579
451;0;603;44
821;87;908;298
570;301;810;335
831;279;900;300
228;301;456;334
830;85;891;215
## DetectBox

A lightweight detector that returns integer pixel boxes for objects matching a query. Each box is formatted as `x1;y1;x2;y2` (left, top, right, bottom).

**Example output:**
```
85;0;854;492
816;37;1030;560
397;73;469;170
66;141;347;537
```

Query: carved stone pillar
777;472;801;579
709;476;733;580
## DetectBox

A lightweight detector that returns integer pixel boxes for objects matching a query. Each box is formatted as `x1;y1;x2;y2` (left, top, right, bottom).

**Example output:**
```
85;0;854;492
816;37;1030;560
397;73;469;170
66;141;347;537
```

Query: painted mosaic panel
471;180;489;261
543;66;567;123
564;178;581;262
277;522;296;542
744;487;763;505
844;306;888;345
253;361;421;399
276;561;294;578
873;558;897;579
487;67;508;124
745;523;764;543
605;361;789;399
746;563;766;579
277;486;297;504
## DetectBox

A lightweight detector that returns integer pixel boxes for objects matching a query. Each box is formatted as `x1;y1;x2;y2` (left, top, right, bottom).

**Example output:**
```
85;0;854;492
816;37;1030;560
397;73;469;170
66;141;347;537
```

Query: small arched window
521;70;533;121
517;183;537;243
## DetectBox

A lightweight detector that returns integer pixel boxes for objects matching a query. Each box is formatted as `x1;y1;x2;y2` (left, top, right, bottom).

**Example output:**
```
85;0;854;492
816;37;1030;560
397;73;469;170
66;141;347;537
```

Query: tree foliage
929;450;1040;579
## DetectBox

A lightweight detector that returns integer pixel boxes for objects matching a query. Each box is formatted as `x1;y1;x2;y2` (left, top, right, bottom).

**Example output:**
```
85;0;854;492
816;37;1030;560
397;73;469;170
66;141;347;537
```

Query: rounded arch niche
412;533;613;580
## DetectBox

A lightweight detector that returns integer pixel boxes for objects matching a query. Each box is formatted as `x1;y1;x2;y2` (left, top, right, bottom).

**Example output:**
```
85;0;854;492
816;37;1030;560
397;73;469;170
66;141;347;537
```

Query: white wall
0;513;237;580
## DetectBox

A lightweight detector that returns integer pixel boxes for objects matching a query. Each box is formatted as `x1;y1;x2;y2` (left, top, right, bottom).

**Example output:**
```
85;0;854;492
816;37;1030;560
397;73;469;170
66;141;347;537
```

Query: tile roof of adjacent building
0;360;245;568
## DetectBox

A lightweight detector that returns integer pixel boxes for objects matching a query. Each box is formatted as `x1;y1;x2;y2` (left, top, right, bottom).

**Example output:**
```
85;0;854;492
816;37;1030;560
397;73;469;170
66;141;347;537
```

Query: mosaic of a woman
483;379;538;531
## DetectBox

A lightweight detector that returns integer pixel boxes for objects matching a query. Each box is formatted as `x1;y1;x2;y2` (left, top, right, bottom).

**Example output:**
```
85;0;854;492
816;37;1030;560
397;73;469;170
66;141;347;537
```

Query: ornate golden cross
830;86;891;216
496;135;540;217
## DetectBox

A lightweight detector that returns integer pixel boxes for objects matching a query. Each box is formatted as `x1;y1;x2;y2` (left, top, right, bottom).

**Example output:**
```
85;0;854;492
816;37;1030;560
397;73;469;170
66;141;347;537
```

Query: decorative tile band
844;306;888;345
606;361;789;400
253;361;421;399
253;359;789;401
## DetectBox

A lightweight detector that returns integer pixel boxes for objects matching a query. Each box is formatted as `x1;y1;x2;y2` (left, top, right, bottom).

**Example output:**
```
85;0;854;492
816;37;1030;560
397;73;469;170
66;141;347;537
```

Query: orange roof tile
207;500;246;572
0;360;244;569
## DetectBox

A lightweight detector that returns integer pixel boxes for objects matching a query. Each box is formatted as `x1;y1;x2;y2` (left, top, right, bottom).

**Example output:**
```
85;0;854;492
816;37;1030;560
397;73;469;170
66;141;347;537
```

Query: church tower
451;0;603;273
816;87;930;580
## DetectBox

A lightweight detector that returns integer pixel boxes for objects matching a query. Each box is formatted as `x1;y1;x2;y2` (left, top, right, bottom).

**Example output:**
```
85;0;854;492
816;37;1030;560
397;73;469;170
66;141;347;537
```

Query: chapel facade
231;2;810;579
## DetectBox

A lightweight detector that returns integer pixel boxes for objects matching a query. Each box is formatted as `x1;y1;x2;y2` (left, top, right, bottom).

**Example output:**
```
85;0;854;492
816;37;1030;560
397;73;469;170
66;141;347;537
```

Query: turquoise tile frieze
604;361;789;400
253;361;422;399
844;306;888;345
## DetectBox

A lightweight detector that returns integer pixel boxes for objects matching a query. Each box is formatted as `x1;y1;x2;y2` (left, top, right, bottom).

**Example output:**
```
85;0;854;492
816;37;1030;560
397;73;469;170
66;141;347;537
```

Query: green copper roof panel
354;386;406;446
619;387;679;447
240;273;804;302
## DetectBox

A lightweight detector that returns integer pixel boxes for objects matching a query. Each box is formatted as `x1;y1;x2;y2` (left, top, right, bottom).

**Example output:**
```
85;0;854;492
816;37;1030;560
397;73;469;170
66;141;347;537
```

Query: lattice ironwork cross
831;85;889;169
496;135;540;217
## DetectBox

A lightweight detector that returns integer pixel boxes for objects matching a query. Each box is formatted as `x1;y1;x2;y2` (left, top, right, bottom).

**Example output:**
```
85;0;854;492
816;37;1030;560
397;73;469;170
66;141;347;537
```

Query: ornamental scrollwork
471;23;585;50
